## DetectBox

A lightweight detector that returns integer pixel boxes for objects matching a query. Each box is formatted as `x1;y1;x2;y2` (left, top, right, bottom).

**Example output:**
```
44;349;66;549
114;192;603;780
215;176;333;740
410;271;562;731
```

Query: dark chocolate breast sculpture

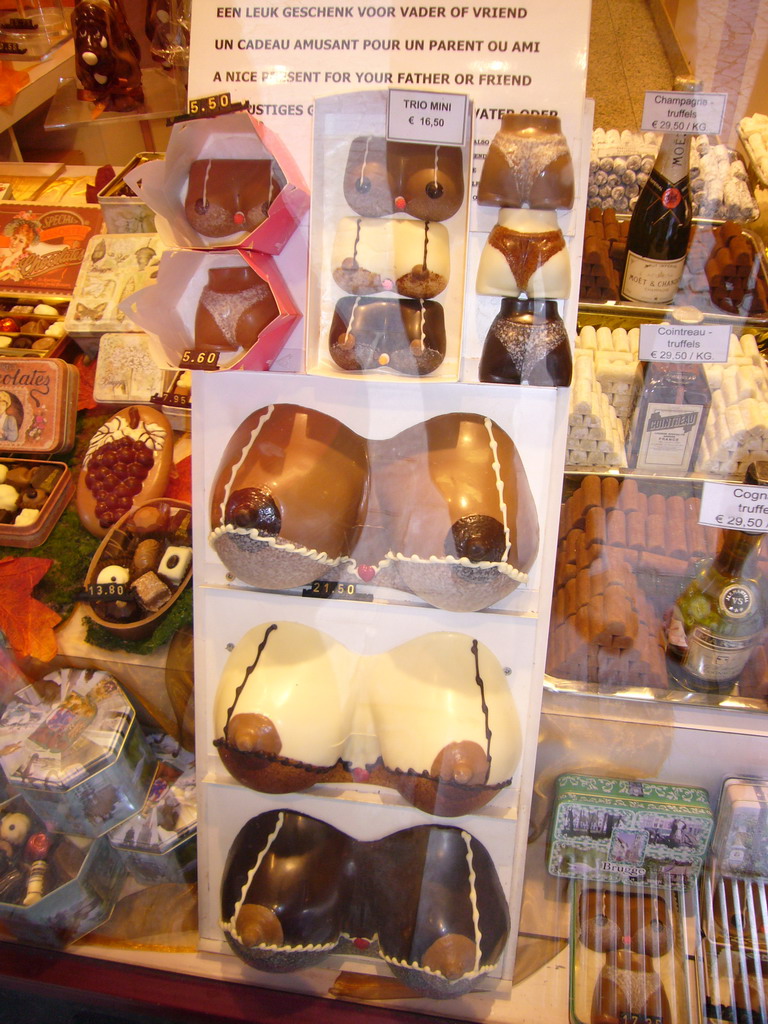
184;159;285;239
209;406;538;611
329;297;446;375
221;809;510;997
344;137;464;222
209;404;370;589
213;624;521;816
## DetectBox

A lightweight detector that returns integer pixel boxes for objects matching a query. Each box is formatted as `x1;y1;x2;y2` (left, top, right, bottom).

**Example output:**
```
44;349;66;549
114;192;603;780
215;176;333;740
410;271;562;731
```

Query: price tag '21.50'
699;481;768;534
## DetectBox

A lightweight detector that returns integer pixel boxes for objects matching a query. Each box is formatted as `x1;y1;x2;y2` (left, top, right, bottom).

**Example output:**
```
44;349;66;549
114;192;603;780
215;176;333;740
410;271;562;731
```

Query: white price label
640;90;727;135
387;89;467;146
639;322;730;363
700;481;768;534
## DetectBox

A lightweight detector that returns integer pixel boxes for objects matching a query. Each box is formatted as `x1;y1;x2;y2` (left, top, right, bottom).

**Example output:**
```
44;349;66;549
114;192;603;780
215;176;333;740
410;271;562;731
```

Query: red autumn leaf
165;454;192;504
75;354;99;411
0;557;61;663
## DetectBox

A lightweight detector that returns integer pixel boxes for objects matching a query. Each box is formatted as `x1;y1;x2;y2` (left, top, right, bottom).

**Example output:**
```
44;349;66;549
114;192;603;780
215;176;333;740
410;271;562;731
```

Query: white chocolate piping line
484;416;512;564
359;136;372;190
217;404;275;524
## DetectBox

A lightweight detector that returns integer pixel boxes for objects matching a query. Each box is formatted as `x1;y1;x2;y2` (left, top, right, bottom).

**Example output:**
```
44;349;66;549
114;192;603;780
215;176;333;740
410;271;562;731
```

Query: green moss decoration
84;588;193;655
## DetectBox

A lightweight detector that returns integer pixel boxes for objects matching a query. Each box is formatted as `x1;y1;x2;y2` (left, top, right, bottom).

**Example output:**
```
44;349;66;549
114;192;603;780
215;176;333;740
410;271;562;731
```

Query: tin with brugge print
548;773;714;890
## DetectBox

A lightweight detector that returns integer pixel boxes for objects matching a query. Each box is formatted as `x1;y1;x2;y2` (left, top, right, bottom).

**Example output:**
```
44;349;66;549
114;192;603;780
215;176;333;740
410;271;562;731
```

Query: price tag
188;92;235;118
84;582;130;601
639;323;730;363
387;90;467;146
699;481;768;533
179;349;219;371
302;580;373;601
0;41;26;53
640;90;727;135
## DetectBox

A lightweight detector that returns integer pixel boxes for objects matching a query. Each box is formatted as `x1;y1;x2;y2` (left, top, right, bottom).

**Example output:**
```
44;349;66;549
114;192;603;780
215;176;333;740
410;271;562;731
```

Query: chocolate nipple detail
226;713;282;755
224;487;281;535
235;904;284;946
430;742;489;785
420;933;477;979
447;515;506;563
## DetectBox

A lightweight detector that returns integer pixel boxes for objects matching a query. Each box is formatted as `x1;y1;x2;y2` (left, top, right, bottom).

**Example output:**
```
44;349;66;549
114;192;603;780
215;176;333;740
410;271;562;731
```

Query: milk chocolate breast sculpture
373;412;539;611
184;159;285;239
329;297;446;375
209;405;369;589
478;115;574;211
214;624;521;815
344;137;464;222
221;809;509;997
194;265;279;354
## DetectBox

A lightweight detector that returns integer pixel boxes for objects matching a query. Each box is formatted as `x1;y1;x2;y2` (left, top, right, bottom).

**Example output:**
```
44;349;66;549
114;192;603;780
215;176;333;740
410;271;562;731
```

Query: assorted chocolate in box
0;458;73;547
548;773;714;889
0;358;78;454
0;668;156;838
0;794;127;949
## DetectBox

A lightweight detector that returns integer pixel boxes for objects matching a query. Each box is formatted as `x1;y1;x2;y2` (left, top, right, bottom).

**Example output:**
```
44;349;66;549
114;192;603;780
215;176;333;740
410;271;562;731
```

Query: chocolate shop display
476;115;574;387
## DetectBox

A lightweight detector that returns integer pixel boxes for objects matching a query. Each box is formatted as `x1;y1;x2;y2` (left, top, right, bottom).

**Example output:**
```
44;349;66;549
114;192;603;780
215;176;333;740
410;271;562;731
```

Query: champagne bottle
666;476;766;694
621;78;698;305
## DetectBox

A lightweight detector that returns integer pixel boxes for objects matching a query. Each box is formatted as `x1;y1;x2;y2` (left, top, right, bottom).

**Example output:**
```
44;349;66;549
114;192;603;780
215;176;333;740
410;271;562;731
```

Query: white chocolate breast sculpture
331;217;450;298
215;622;521;815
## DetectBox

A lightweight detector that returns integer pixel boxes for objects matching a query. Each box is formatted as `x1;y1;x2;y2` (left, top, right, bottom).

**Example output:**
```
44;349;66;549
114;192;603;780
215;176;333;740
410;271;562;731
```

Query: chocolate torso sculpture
478;114;574;211
479;297;572;387
221;809;510;997
195;265;279;354
214;624;522;816
73;0;144;111
477;209;570;299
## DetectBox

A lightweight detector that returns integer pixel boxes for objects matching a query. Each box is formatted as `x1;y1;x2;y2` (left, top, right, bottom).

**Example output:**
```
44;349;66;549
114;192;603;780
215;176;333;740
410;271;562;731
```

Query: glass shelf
44;66;186;130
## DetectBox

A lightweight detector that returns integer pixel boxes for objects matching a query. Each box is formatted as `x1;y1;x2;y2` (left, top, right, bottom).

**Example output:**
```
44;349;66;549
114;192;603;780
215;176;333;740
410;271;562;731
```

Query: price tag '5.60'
700;481;768;534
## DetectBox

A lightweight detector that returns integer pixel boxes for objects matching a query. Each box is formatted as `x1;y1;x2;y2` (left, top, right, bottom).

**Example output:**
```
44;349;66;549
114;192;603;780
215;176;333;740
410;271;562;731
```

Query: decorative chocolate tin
548;773;714;890
0;205;103;294
108;735;196;885
0;668;156;838
0;358;78;454
711;777;768;878
0;794;126;948
0;458;73;547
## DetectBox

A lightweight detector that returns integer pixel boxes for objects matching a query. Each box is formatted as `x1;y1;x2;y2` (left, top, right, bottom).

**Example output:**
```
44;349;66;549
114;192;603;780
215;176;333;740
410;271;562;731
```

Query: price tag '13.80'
387;90;467;146
699;481;768;534
639;323;731;364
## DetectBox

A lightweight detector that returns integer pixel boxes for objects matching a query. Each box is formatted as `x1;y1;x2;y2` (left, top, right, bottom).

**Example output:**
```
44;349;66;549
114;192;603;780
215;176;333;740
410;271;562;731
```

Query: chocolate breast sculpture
373;412;539;612
344;137;464;222
194;265;279;355
328;296;446;375
184;159;285;239
209;404;370;590
214;624;521;816
221;809;510;997
331;218;450;299
209;407;538;612
73;0;144;111
580;888;673;1024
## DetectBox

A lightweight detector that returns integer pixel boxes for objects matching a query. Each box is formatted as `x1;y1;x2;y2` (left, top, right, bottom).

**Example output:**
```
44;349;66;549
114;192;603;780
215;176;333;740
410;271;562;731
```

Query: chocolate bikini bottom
221;810;510;998
195;282;277;353
208;405;540;613
487;225;566;291
213;624;521;816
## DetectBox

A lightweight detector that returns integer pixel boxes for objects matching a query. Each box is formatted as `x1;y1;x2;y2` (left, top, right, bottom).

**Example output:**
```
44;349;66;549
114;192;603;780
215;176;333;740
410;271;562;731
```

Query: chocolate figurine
73;0;144;111
478;114;574;211
184;160;284;239
580;887;673;1024
479;297;572;387
329;296;446;375
221;810;509;997
195;265;279;354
